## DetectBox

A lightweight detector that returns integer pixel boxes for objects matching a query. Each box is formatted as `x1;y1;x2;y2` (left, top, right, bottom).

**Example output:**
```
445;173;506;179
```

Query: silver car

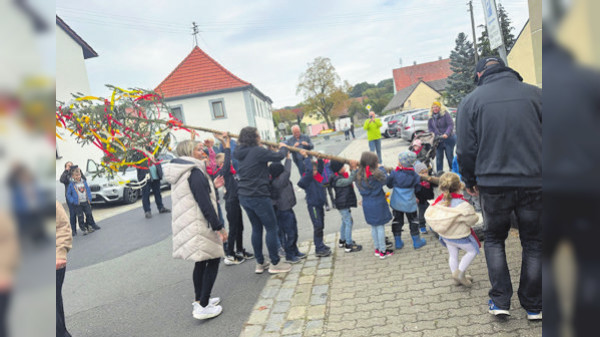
400;109;430;143
86;153;174;204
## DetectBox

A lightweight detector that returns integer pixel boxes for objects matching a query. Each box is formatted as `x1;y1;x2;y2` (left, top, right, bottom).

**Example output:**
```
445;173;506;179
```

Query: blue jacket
386;169;420;213
297;157;327;207
356;167;392;226
66;180;92;205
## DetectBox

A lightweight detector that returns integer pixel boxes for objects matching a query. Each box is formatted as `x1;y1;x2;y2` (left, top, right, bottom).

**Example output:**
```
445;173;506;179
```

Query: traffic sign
365;104;372;111
481;0;503;50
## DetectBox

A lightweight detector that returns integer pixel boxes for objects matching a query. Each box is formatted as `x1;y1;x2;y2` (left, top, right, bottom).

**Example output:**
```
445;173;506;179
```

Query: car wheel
123;187;139;204
383;130;390;138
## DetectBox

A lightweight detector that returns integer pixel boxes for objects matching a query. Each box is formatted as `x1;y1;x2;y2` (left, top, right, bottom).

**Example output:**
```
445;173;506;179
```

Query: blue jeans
307;205;326;251
66;202;78;233
338;208;353;243
368;138;382;164
436;134;456;172
371;224;386;252
276;209;299;260
480;186;542;312
238;196;281;265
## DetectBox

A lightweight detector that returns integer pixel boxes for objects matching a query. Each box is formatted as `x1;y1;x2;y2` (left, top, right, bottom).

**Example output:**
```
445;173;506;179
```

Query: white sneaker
192;298;220;315
192;303;223;320
224;255;245;266
268;261;292;274
255;261;270;274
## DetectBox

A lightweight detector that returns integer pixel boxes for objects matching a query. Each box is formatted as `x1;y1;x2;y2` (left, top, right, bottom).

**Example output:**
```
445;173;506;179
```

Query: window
209;99;226;119
170;106;185;123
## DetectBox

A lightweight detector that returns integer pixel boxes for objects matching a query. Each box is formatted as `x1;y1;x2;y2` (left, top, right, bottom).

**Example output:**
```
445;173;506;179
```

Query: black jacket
136;162;163;182
330;171;357;209
219;148;239;202
270;158;297;211
415;182;434;204
456;68;542;188
234;145;287;197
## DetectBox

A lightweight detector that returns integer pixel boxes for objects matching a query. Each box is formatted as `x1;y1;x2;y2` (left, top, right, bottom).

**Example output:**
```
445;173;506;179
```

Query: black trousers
75;203;96;230
225;199;244;256
417;203;429;228
391;210;419;236
0;291;10;337
142;179;164;213
57;267;71;337
193;258;220;307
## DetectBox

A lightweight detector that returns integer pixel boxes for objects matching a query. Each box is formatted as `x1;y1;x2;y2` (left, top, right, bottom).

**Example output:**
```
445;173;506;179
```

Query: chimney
438;56;442;60
417;77;424;82
413;61;417;65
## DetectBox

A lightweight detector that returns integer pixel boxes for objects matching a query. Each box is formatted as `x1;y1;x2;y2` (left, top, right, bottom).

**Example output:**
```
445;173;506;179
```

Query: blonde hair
438;172;464;207
215;153;225;165
176;140;197;157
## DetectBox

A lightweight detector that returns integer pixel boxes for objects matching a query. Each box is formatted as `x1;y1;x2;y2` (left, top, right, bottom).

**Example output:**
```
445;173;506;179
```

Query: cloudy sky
56;0;530;108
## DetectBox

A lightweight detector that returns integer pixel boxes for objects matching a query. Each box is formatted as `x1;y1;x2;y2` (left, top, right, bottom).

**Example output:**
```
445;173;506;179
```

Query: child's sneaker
344;242;362;253
286;256;302;264
488;299;510;316
255;261;270;274
526;311;542;321
296;252;307;259
374;249;381;257
384;249;394;257
238;250;254;260
268;261;292;274
223;255;245;266
192;303;223;320
315;248;332;257
385;237;393;248
338;239;346;248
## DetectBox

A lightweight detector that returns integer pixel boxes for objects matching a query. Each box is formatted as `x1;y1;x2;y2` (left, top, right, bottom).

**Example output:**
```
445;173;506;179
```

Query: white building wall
249;92;275;141
166;90;249;144
55;25;103;182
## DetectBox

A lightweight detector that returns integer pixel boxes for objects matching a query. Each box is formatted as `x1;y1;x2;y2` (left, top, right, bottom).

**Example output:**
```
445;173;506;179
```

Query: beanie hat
329;160;345;173
414;162;428;174
269;163;285;178
398;151;417;168
431;101;441;108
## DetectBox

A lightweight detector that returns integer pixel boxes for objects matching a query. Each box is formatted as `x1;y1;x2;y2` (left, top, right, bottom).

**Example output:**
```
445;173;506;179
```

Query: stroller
408;131;443;176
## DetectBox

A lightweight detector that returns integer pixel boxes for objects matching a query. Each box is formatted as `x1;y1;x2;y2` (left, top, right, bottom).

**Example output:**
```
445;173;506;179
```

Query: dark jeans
368;138;382;164
239;196;281;265
142;179;164;213
193;258;220;307
225;199;244;256
276;209;299;260
57;267;71;337
417;203;429;228
391;210;419;236
436;134;456;172
307;205;326;251
75;203;96;230
0;291;10;337
479;186;542;312
66;202;78;233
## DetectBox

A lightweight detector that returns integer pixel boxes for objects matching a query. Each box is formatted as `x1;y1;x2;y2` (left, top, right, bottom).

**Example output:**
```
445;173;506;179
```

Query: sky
56;0;530;108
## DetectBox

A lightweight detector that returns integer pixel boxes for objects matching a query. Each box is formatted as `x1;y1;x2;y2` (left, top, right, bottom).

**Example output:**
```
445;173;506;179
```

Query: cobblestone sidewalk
240;228;542;337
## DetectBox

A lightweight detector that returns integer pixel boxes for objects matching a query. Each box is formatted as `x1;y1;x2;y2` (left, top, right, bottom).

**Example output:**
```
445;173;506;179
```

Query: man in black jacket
137;158;170;219
456;57;542;320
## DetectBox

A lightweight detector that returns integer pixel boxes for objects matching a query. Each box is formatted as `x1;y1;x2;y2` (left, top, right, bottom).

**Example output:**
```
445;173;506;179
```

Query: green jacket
363;118;382;141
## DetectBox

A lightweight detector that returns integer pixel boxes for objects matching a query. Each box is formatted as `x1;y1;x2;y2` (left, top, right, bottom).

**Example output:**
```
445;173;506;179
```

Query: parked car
86;152;174;204
400;109;431;143
380;114;397;138
386;112;406;137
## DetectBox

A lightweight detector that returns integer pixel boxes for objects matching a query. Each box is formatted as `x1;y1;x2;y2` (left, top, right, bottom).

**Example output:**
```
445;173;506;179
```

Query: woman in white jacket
424;172;480;287
164;140;228;320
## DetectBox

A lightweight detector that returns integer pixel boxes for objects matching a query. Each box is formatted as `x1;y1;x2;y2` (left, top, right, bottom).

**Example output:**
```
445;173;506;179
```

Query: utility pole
468;1;479;63
191;22;200;47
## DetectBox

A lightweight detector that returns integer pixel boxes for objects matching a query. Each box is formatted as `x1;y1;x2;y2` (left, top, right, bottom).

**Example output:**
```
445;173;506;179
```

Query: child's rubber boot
394;236;404;250
411;235;426;249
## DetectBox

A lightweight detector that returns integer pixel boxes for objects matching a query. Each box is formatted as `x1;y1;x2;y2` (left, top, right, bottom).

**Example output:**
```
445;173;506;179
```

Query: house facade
55;16;100;180
384;79;446;114
155;47;275;143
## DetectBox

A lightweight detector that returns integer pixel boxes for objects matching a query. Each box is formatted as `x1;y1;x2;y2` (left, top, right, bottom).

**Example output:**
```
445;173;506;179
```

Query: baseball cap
474;57;505;82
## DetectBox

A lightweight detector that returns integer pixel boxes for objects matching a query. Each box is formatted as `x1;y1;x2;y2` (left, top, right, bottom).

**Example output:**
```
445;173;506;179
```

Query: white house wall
167;89;275;144
55;24;103;182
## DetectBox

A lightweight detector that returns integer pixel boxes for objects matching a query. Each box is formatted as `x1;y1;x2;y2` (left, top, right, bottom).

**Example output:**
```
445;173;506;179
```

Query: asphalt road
64;129;376;337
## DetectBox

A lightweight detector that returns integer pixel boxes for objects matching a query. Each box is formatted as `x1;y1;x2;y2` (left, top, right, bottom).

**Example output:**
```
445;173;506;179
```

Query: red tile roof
393;58;452;92
155;46;250;99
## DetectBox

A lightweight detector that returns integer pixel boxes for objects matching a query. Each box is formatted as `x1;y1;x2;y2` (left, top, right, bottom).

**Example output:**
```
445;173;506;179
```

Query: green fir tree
445;32;476;107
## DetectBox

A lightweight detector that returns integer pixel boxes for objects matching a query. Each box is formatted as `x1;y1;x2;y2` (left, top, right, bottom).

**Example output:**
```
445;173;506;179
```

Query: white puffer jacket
424;201;479;239
164;156;223;262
